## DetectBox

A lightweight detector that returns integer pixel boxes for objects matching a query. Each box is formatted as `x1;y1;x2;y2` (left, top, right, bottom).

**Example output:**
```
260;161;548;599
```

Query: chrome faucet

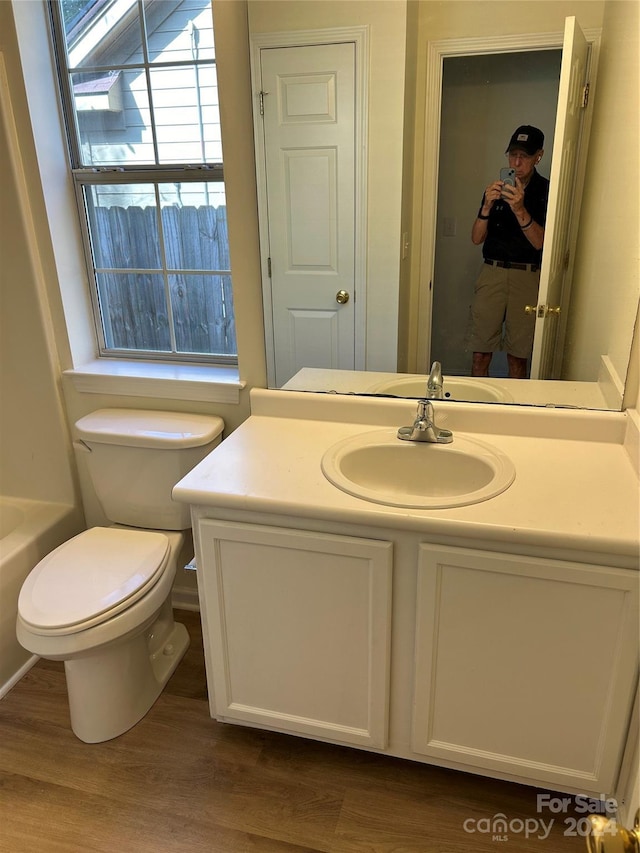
426;360;444;399
397;399;453;443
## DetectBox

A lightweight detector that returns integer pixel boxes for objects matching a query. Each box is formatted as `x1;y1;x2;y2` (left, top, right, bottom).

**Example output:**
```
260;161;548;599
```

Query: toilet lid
18;527;169;634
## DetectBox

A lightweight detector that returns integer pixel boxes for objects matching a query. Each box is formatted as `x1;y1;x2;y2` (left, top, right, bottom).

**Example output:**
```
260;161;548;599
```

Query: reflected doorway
431;50;562;378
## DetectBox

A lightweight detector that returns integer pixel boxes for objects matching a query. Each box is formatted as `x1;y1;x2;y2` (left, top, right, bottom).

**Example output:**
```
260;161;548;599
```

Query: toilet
16;409;224;743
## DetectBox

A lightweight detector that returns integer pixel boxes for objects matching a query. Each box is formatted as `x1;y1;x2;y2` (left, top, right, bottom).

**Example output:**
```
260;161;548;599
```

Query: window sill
64;359;246;404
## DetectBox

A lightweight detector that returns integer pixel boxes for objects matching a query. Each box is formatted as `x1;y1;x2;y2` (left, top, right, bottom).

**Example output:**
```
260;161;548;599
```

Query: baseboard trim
172;587;200;612
0;654;39;699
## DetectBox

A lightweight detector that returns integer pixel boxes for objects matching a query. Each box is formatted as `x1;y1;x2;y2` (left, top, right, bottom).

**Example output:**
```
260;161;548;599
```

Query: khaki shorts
465;263;540;359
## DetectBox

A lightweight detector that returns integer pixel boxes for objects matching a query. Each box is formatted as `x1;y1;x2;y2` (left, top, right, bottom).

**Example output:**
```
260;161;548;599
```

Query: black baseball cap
506;125;544;155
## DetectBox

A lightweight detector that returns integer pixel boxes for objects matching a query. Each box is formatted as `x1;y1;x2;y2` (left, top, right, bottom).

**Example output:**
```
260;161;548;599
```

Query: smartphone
500;167;516;187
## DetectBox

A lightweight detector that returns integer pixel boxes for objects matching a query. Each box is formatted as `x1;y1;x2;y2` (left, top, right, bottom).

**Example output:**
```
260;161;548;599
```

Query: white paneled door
259;43;356;387
531;16;590;379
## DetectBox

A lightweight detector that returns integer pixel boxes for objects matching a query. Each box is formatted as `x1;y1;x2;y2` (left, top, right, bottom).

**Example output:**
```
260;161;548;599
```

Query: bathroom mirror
256;1;638;410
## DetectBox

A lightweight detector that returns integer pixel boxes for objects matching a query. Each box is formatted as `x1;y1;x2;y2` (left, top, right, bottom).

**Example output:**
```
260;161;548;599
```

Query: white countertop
173;390;639;565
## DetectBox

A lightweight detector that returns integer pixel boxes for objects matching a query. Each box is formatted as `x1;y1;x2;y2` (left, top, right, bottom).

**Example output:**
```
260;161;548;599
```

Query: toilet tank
75;409;224;530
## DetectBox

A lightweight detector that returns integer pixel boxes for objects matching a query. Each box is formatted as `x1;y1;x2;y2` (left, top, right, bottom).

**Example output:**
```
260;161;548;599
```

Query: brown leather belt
485;259;540;272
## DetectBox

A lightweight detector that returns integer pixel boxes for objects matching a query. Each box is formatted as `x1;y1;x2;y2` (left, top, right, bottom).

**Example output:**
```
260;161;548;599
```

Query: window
49;0;236;364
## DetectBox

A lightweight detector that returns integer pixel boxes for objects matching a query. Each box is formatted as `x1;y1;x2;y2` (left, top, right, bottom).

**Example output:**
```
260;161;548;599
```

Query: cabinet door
412;544;639;793
197;520;393;748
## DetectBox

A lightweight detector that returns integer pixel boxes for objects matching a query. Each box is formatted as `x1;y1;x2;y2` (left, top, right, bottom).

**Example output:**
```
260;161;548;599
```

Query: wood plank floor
0;610;585;852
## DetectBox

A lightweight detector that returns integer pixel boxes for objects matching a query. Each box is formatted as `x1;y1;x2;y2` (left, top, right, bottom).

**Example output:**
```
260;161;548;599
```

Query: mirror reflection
254;1;638;410
433;55;561;381
282;366;614;409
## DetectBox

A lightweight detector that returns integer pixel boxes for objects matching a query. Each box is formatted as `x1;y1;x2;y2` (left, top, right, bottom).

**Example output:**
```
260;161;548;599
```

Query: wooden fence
91;205;236;356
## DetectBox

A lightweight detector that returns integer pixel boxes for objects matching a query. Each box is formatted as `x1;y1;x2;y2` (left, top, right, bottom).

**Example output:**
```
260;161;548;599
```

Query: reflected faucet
426;361;444;399
397;399;453;444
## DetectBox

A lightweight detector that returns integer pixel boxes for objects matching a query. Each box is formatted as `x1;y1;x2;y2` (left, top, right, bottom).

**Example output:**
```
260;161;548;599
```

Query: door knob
525;305;561;317
585;808;640;852
336;290;350;304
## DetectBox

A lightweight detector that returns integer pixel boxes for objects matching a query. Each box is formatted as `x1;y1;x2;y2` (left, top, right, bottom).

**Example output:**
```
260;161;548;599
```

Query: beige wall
0;7;79;506
416;0;604;40
213;0;267;397
563;0;640;387
397;0;420;373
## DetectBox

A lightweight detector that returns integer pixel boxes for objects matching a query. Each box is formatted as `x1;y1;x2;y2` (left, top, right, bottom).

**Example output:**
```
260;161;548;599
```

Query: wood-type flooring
0;610;585;852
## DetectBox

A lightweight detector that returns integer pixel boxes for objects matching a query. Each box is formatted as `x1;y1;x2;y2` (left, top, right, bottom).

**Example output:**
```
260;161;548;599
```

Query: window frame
47;0;237;367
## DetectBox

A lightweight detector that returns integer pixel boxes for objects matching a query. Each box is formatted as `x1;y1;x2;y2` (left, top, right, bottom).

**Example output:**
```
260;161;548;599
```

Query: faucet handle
422;398;453;444
398;398;453;443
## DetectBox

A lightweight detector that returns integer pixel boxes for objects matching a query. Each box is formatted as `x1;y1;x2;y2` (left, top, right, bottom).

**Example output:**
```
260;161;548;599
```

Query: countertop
173;390;640;566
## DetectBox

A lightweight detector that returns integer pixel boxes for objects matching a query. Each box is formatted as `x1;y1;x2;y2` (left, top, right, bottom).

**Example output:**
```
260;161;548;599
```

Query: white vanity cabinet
195;520;393;749
411;544;639;794
192;514;638;796
176;392;639;798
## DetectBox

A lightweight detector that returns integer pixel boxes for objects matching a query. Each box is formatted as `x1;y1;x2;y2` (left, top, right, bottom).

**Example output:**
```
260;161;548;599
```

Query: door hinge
259;90;268;116
581;82;590;108
267;257;272;278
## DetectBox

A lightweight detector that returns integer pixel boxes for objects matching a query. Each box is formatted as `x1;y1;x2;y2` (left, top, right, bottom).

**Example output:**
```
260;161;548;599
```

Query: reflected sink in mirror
321;429;515;509
367;375;514;403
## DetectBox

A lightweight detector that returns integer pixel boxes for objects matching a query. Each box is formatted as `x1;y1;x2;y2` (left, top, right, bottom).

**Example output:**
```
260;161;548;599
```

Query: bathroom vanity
173;390;639;797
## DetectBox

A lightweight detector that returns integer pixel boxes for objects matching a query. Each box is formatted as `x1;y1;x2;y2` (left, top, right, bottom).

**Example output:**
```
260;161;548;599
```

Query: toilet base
64;609;189;743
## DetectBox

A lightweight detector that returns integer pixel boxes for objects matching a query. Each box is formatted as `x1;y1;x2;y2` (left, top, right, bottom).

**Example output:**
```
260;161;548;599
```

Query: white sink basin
368;376;513;403
321;429;515;508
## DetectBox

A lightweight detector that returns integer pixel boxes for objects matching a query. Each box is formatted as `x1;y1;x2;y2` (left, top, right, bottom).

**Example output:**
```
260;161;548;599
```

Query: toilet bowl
16;408;224;743
17;526;189;743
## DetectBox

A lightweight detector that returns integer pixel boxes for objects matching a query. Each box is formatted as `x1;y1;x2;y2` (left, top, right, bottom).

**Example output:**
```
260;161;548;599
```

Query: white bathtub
0;497;83;697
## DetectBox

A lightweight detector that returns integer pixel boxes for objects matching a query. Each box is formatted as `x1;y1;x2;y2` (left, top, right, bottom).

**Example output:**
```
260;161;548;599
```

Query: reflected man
466;125;549;379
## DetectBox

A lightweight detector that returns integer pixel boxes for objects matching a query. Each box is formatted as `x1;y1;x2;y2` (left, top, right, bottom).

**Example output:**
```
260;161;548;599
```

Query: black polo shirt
481;169;550;265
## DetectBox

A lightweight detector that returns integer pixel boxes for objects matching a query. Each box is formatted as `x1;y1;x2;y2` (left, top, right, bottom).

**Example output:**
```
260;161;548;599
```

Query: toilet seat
18;527;170;636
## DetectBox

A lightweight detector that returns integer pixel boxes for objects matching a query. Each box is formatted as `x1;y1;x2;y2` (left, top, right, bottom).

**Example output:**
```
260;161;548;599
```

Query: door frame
250;27;369;387
414;27;601;376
